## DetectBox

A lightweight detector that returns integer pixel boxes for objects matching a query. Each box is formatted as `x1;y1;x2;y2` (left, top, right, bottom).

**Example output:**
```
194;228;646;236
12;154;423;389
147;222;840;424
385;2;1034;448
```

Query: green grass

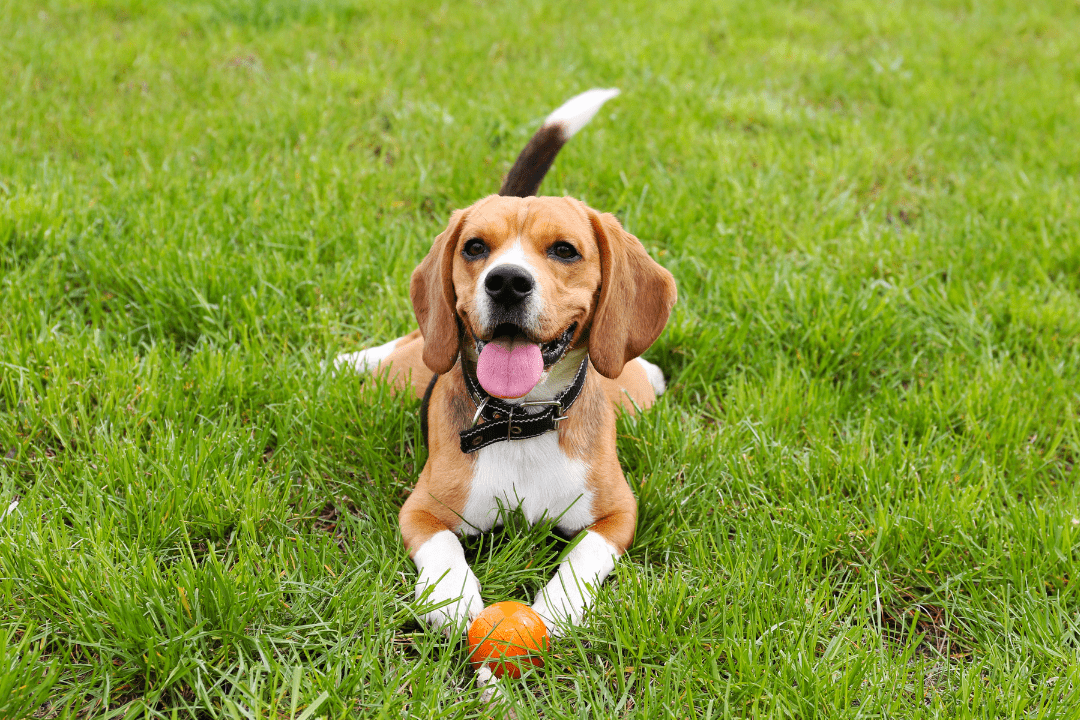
2;0;1079;716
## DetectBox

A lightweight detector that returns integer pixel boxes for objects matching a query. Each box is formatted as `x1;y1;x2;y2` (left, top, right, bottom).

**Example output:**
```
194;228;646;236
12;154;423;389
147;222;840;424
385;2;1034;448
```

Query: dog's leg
334;329;434;398
598;356;669;413
636;357;667;396
335;328;424;375
334;337;402;374
531;510;635;636
401;504;484;635
412;530;484;634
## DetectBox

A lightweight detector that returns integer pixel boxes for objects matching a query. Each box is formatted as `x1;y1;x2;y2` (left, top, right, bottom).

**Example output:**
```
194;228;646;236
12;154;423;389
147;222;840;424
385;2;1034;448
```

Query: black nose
485;265;535;305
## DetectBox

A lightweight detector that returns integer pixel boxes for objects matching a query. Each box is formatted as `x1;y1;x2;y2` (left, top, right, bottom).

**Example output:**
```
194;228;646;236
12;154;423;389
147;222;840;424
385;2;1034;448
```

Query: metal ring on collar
471;396;489;428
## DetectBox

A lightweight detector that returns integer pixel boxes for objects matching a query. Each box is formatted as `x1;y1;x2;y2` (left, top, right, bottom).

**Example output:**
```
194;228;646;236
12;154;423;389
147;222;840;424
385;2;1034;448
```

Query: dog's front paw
531;585;581;639
530;596;560;637
417;569;483;635
532;530;621;637
413;530;484;635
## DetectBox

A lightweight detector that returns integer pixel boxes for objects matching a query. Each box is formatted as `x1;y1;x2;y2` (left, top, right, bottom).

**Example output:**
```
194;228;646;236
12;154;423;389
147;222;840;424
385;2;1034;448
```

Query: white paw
417;571;484;635
532;575;593;638
531;531;620;637
531;594;571;638
413;530;484;635
333;338;398;375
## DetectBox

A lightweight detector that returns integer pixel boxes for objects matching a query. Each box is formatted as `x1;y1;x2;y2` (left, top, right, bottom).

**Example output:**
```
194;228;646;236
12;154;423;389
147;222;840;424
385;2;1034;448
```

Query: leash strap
458;357;588;454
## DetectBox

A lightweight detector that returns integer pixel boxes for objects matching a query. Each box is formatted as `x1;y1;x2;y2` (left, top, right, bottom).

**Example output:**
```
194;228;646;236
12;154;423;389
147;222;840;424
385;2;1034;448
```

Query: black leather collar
458;356;589;454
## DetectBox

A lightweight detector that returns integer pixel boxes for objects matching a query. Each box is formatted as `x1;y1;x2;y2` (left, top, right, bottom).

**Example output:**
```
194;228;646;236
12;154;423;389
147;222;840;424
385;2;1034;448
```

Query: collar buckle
518;399;567;429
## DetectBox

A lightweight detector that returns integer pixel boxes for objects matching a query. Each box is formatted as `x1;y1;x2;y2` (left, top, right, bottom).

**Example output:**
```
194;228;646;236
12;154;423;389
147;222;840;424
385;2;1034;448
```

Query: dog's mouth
475;323;577;367
472;323;577;399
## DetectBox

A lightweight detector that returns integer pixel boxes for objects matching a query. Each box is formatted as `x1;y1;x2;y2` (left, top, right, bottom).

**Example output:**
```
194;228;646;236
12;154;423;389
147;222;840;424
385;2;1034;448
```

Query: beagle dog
337;89;677;636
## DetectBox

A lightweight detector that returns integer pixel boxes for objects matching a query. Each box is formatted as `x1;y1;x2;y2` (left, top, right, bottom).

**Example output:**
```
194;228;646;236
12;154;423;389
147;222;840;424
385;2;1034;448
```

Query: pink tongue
476;335;544;399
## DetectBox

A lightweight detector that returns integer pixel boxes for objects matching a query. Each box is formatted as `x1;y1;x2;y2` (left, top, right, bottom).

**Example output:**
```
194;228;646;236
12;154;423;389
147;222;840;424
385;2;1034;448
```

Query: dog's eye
549;241;580;261
462;238;488;259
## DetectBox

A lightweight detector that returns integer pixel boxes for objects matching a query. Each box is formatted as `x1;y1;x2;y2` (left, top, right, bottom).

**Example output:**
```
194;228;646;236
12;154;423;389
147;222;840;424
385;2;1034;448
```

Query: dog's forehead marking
484;239;534;271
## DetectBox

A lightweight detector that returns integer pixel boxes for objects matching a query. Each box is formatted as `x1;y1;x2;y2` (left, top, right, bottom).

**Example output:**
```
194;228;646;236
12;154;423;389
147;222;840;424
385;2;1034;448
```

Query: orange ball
467;601;550;679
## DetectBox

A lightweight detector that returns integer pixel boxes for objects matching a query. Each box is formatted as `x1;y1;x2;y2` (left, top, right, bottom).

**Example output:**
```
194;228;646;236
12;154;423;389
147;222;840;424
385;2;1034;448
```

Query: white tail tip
544;88;620;139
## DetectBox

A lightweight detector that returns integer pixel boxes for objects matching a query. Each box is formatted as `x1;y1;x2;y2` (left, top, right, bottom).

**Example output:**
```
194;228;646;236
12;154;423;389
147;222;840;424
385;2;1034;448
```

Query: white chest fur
460;432;593;536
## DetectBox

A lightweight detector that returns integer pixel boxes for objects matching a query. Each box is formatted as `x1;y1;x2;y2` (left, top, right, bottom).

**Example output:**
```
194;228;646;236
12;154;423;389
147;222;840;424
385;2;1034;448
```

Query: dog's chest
459;433;593;535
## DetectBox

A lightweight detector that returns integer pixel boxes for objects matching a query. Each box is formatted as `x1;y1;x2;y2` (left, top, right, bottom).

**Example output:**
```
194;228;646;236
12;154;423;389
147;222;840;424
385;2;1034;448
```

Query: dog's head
410;195;677;391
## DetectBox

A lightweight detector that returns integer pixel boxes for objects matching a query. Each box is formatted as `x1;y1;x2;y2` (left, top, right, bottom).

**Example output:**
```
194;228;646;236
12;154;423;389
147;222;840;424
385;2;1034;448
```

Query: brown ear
588;212;678;379
410;209;469;374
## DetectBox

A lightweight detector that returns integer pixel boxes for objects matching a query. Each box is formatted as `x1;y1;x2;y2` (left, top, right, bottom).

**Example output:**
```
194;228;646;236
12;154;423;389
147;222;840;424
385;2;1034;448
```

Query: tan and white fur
336;89;677;637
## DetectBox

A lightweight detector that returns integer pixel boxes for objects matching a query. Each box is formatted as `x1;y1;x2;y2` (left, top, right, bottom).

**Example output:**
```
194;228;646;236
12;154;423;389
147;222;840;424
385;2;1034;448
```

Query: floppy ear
410;209;469;374
587;211;678;379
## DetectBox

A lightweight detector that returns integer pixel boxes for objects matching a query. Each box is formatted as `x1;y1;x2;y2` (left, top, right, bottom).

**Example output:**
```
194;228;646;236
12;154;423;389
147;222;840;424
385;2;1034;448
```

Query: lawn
2;0;1079;717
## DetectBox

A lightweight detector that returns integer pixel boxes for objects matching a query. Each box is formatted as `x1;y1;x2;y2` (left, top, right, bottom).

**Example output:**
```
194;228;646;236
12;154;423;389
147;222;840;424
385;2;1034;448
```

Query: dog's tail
499;88;620;198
